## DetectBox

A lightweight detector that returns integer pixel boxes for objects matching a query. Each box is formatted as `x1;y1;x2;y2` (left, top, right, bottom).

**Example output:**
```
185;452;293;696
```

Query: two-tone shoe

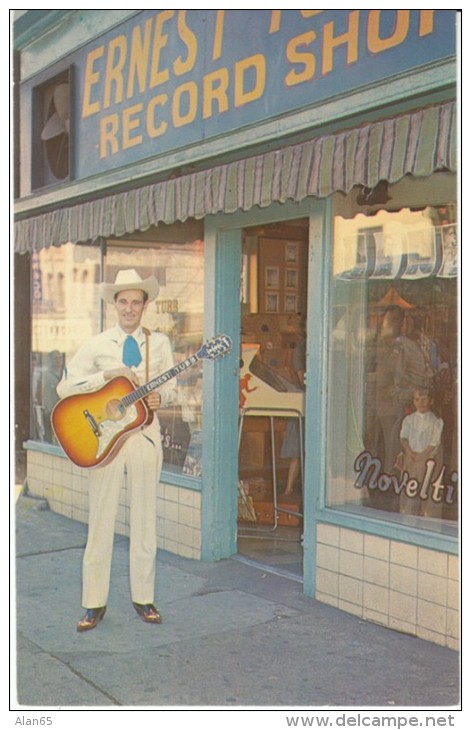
132;602;162;624
76;606;107;632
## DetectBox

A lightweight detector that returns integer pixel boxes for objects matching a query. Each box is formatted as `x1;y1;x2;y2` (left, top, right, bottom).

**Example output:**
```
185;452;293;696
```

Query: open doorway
237;219;308;579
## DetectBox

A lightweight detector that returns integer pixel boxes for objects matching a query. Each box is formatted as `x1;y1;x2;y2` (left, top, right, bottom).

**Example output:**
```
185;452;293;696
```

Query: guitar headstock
198;334;233;360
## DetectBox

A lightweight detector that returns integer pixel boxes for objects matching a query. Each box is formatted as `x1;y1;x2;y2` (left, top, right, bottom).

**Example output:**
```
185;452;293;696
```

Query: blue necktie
122;335;142;367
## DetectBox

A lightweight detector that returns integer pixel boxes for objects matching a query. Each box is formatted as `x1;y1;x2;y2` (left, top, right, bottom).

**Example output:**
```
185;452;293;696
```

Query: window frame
27;229;207;491
306;195;458;558
31;66;74;192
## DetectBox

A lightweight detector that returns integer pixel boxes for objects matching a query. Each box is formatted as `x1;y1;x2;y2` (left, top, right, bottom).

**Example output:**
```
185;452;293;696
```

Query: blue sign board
72;9;456;178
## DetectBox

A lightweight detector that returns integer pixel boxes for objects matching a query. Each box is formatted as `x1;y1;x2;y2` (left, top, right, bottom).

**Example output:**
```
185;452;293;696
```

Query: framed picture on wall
285;243;298;264
266;293;279;312
285;269;298;289
265;266;279;289
285;294;298;313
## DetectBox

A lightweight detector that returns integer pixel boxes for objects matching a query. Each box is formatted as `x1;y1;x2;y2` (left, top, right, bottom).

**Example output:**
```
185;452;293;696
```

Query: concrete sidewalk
13;494;460;710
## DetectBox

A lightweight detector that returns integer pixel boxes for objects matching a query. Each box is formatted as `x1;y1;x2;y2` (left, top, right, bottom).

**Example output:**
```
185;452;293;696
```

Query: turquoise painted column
200;221;241;561
302;198;332;597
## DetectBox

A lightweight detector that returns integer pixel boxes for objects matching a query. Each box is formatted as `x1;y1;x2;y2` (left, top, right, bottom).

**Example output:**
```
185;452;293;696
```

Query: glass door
237;218;309;578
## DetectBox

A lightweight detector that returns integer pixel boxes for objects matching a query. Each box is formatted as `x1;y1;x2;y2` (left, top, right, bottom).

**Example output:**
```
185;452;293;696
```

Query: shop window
31;224;204;477
327;184;458;533
32;68;72;190
30;225;205;481
105;232;204;478
31;243;101;443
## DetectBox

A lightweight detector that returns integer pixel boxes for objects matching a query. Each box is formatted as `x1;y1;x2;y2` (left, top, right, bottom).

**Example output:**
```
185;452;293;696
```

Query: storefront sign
337;224;458;280
353;450;458;508
155;299;179;313
74;9;456;177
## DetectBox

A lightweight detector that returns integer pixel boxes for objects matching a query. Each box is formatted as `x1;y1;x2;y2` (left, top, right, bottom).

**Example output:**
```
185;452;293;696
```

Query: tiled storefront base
24;451;459;649
316;523;459;651
25;450;201;560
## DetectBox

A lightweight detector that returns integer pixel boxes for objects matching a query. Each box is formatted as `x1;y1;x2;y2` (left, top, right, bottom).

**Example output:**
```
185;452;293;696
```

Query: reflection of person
397;387;444;516
280;317;306;497
56;269;175;631
375;305;433;474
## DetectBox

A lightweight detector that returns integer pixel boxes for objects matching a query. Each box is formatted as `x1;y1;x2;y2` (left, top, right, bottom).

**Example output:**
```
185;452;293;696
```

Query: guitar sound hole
106;399;125;421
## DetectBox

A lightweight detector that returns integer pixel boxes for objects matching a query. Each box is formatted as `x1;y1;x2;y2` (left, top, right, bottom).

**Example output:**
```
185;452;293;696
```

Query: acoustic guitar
51;334;233;469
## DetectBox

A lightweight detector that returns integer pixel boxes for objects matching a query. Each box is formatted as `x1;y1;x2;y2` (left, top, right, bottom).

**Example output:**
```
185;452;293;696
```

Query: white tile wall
316;523;459;650
26;451;202;560
26;452;459;648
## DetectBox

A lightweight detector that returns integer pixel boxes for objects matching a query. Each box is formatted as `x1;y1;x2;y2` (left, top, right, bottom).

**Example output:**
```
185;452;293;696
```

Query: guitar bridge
83;409;100;438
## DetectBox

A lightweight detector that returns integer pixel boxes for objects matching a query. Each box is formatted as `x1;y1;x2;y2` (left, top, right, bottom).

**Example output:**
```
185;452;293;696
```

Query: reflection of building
14;10;458;650
32;245;101;357
335;207;457;280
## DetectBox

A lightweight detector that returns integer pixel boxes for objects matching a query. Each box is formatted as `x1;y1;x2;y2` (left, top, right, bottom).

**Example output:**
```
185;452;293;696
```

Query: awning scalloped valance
14;101;456;253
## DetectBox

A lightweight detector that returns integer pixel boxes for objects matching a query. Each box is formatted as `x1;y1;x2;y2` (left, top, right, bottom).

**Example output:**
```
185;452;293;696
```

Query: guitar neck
121;353;200;407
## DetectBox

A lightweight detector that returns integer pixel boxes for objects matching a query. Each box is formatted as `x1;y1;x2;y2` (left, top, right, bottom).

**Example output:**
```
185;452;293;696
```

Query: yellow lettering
100;114;119;157
103;35;127;109
367;10;409;53
157;299;179;313
126;18;153;98
322;10;360;74
271;10;323;33
150;10;174;88
147;93;168;137
82;45;104;118
213;10;224;61
269;10;281;33
418;10;435;37
122;103;143;149
172;81;198;127
203;68;229;118
174;10;198;75
285;31;316;86
234;54;266;107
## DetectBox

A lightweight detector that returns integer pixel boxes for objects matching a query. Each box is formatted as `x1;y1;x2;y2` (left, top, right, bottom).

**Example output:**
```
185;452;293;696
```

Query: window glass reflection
328;202;458;530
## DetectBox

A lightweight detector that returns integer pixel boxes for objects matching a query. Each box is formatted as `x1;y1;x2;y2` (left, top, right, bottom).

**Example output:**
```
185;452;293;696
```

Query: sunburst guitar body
51;335;232;469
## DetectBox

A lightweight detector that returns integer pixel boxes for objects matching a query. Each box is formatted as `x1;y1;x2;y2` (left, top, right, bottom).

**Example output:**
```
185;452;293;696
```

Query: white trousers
82;426;162;608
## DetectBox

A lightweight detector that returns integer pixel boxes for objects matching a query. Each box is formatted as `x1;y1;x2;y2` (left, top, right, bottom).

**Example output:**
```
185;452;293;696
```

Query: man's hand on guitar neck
103;368;162;411
145;392;161;411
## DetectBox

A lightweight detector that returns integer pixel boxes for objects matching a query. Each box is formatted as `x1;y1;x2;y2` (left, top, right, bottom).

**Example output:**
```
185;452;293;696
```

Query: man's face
114;288;147;333
381;313;400;342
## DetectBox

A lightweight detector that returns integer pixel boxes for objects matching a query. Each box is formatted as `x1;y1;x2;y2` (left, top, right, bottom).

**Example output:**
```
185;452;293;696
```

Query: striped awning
14;101;456;253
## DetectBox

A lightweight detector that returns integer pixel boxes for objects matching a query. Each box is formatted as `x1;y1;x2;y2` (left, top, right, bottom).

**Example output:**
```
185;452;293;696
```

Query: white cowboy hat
99;269;159;303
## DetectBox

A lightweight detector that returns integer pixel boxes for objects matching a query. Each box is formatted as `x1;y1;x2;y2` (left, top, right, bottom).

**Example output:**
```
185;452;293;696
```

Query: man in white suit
57;269;175;631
